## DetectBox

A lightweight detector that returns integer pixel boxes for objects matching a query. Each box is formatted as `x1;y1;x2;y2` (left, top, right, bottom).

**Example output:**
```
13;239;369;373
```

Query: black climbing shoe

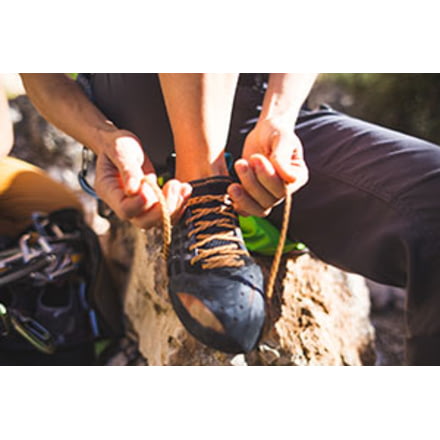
167;176;265;353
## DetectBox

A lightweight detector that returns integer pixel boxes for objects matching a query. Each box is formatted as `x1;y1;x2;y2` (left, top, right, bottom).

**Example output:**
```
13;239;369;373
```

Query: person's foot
167;176;265;353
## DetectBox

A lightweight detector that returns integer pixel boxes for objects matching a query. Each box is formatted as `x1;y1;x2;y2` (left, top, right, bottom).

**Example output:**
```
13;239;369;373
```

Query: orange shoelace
185;194;249;269
146;177;290;301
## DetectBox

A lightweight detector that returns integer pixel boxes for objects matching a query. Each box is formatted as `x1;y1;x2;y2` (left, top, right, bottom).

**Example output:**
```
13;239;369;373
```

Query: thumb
269;131;302;184
109;135;147;196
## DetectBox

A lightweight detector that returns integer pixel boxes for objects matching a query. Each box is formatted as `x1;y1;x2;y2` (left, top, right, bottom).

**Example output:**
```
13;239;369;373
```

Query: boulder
105;221;376;366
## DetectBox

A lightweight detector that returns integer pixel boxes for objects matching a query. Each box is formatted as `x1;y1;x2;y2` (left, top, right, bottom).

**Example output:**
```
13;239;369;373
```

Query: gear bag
0;209;123;353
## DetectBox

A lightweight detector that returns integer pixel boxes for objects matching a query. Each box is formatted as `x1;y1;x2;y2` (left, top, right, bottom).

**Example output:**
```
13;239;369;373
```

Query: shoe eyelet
224;195;232;206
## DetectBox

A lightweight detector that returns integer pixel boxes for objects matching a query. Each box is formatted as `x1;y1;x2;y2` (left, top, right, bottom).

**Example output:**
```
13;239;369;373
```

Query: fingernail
182;183;193;198
229;185;242;198
126;178;139;195
236;161;248;173
253;160;263;172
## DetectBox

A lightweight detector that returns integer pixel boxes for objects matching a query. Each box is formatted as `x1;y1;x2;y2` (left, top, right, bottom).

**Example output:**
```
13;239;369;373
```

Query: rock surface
106;221;376;366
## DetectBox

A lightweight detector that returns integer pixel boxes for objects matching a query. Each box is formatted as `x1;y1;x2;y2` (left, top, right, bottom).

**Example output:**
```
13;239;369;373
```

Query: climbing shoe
167;176;265;353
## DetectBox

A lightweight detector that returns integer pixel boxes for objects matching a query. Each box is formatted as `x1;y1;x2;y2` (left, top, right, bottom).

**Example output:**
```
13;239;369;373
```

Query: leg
158;73;238;181
268;106;440;365
0;157;82;237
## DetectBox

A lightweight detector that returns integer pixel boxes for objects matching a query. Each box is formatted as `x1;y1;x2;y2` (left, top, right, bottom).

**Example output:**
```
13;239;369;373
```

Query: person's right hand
94;129;192;229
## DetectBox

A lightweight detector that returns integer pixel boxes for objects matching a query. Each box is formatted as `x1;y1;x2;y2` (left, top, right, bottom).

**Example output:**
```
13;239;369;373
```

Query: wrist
92;125;129;156
254;116;295;134
175;152;229;182
259;95;301;125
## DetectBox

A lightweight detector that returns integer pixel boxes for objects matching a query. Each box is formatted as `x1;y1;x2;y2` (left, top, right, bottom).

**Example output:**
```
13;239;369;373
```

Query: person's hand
227;119;309;217
95;129;192;229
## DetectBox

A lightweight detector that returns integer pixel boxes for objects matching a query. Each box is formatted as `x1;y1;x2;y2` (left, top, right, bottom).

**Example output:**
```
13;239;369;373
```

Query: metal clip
0;303;11;336
10;310;56;354
31;212;51;237
78;147;98;199
0;248;25;269
19;234;32;262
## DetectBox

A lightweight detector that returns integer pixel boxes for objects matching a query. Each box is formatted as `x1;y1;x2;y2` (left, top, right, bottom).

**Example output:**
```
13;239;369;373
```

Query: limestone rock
110;221;375;366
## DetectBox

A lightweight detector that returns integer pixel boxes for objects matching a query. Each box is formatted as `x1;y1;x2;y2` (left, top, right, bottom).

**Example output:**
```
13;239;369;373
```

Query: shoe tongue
186;176;246;257
189;176;233;197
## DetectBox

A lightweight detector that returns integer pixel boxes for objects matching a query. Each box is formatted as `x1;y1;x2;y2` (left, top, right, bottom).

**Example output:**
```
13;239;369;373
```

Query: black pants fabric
91;74;440;365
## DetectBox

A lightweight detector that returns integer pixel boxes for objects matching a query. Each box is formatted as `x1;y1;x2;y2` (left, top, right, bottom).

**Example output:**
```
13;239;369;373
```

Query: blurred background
308;73;440;144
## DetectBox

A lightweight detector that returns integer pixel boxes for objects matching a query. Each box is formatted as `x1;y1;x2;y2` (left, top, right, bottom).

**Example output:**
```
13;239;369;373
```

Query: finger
286;163;309;194
227;183;272;218
119;194;153;219
130;204;163;230
234;159;278;209
249;154;286;199
130;182;191;230
135;176;162;212
109;135;146;195
94;162;129;219
174;182;193;223
163;180;193;223
97;175;155;221
95;179;140;221
232;204;254;218
162;179;185;223
269;131;302;184
141;155;157;176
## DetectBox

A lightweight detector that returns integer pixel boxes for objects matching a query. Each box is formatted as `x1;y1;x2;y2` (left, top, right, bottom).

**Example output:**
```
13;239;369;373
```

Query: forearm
259;73;318;124
20;74;117;155
0;82;13;158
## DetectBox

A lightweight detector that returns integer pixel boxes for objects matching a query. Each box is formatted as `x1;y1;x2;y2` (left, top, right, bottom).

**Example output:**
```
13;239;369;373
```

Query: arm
228;73;318;217
259;73;318;124
20;74;191;229
21;74;116;156
0;81;14;158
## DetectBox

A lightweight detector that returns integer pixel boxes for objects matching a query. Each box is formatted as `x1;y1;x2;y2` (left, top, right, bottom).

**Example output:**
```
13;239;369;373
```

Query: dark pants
91;74;440;365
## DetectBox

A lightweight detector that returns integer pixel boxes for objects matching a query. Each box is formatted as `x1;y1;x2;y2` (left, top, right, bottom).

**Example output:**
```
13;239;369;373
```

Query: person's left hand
227;118;309;217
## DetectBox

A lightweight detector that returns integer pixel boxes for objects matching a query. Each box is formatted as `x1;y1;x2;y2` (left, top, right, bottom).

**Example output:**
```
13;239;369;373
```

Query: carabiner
78;147;98;199
10;311;56;355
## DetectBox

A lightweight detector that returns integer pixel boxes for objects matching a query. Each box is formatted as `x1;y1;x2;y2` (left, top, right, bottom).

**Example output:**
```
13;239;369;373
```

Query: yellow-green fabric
238;215;306;256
